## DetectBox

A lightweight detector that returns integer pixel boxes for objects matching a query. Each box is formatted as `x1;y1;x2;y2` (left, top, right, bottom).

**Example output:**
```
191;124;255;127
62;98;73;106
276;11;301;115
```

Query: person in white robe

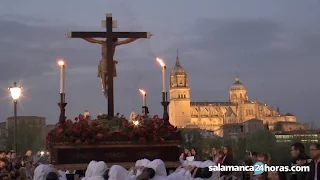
87;161;107;180
108;165;130;180
127;158;150;179
195;160;219;180
81;160;97;180
168;160;218;180
33;164;63;180
145;159;167;180
58;170;67;180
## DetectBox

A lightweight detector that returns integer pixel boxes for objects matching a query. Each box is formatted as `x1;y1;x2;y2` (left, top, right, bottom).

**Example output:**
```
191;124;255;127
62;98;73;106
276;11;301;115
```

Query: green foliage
180;128;203;149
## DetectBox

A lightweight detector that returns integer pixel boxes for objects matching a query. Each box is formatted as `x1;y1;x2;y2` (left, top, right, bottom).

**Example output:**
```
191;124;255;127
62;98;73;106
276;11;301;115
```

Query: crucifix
67;13;151;118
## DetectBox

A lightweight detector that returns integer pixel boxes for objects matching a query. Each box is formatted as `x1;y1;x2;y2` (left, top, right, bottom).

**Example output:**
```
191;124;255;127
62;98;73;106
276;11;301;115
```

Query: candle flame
133;120;139;126
156;57;165;67
139;89;146;95
57;60;65;66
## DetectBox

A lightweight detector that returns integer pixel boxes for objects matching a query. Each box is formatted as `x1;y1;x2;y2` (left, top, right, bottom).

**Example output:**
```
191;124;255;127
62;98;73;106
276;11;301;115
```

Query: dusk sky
0;0;319;125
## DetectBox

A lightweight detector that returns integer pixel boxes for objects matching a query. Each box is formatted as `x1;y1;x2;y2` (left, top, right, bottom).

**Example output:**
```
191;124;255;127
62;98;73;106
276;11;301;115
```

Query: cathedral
168;54;297;133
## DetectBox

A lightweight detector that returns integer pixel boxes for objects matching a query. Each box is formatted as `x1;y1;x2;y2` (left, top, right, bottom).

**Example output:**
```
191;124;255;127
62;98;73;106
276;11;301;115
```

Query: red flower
56;128;63;134
81;132;89;139
46;114;181;145
128;133;134;138
138;137;146;143
96;133;104;140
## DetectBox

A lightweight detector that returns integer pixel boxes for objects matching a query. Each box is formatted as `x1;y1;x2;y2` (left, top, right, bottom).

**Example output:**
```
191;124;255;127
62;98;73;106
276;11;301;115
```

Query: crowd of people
0;150;50;180
0;142;319;179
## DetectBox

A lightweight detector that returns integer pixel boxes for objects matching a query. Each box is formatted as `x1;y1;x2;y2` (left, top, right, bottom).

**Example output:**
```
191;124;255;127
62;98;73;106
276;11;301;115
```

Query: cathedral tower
229;75;248;104
169;52;191;127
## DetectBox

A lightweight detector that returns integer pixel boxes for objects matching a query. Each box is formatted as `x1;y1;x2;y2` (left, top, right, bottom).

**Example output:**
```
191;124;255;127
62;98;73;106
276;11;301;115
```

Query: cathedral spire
235;73;240;83
175;49;181;66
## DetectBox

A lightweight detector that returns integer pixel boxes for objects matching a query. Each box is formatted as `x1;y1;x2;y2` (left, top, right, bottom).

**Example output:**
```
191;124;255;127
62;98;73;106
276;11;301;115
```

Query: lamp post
8;82;22;153
57;59;67;125
156;57;170;122
138;89;149;117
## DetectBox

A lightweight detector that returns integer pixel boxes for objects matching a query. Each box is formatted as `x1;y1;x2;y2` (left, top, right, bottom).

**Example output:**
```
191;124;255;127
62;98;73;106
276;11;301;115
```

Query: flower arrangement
46;113;181;148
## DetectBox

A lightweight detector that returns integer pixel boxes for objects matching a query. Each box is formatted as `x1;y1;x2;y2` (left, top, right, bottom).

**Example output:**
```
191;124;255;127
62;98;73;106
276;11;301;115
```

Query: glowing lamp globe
9;83;22;100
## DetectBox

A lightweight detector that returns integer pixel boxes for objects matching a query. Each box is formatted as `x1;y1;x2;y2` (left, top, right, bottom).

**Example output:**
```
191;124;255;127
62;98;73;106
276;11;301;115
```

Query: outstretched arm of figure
115;38;139;46
82;38;104;44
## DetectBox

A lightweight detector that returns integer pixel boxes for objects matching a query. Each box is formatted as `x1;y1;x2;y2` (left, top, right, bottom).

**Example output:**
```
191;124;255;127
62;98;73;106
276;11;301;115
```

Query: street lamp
57;59;67;125
8;82;22;153
156;57;170;122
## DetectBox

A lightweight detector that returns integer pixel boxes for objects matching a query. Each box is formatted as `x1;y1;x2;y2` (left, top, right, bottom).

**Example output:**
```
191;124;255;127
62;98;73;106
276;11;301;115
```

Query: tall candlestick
58;60;65;93
139;89;147;106
156;57;166;93
162;66;166;92
143;94;146;106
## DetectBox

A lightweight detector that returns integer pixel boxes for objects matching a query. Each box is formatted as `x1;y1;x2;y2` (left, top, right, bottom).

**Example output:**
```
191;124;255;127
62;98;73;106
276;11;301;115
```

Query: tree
180;128;203;149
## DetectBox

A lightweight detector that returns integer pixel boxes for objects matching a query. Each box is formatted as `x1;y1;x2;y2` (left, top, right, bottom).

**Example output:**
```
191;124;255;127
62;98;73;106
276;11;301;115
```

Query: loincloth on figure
98;59;117;77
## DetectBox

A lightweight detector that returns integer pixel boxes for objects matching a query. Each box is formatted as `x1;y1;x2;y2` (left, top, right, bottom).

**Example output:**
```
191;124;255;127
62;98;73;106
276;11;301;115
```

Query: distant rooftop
7;116;45;119
275;130;320;135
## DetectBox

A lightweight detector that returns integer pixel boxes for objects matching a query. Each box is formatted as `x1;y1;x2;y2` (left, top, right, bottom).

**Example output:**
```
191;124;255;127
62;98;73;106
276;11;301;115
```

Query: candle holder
142;105;149;117
161;92;170;124
58;93;67;125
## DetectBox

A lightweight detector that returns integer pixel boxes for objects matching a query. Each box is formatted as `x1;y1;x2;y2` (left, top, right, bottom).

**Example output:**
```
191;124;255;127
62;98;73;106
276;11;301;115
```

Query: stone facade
6;116;46;153
275;121;308;131
214;119;265;139
169;55;298;136
0;122;8;150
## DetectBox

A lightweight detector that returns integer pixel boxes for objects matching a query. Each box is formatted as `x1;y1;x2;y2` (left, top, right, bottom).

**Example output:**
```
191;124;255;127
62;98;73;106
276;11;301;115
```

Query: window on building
178;94;180;98
183;94;186;98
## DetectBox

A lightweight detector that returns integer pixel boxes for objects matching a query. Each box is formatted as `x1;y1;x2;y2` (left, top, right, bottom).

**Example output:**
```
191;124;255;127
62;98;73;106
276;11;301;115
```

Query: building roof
244;118;263;123
277;121;305;125
230;75;246;91
222;123;242;127
6;116;45;119
285;113;294;116
190;102;231;106
274;130;320;135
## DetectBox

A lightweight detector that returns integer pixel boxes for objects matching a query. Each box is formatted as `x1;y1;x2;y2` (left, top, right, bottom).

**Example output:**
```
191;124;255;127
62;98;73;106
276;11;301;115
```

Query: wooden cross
67;13;151;118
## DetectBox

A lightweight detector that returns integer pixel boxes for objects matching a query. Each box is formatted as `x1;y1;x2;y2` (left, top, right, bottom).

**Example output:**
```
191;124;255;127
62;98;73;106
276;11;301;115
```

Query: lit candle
57;60;65;93
156;57;166;92
139;89;147;106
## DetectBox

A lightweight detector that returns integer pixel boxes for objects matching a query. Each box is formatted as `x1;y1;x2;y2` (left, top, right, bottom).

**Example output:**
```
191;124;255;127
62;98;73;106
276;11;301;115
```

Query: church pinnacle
235;74;240;83
175;49;181;66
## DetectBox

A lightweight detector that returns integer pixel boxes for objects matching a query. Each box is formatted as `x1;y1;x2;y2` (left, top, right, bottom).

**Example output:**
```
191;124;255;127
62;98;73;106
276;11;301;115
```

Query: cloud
0;15;164;123
0;16;156;81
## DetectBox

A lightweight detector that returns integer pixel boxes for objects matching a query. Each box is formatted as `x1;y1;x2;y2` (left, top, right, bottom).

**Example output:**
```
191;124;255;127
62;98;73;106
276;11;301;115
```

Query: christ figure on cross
82;37;138;97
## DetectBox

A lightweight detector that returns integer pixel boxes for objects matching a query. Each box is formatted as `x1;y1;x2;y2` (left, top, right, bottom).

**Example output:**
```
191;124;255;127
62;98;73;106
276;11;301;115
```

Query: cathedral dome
170;56;186;76
170;51;189;88
230;75;246;91
229;75;248;103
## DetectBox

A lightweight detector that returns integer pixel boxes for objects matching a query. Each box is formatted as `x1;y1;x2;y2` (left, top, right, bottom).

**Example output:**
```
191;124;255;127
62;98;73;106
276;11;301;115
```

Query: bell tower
169;50;191;127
